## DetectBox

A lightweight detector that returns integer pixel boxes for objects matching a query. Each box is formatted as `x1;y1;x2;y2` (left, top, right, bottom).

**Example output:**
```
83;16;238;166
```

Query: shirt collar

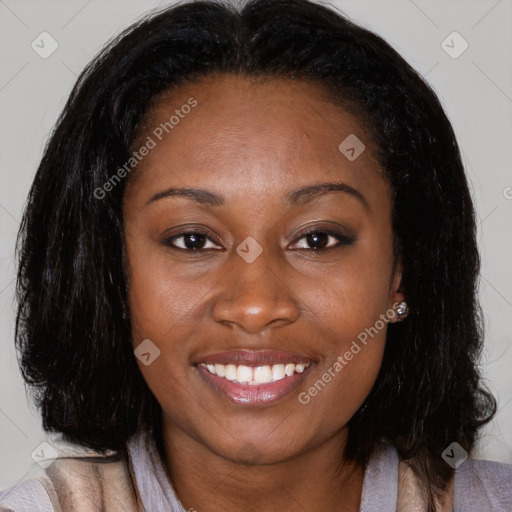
127;430;398;512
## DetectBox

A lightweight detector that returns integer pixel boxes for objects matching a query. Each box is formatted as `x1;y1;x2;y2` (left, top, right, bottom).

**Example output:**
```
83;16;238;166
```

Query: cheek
298;296;388;433
126;234;204;339
296;239;393;412
126;253;197;417
126;241;214;410
314;337;386;411
306;236;394;338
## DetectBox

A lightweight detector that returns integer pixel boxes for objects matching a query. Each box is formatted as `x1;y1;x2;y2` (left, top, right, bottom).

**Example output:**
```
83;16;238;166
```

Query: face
123;74;404;465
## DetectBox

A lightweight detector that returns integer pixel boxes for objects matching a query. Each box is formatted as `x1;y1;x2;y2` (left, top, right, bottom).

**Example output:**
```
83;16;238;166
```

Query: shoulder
363;440;512;512
0;455;138;512
454;456;512;511
0;478;54;512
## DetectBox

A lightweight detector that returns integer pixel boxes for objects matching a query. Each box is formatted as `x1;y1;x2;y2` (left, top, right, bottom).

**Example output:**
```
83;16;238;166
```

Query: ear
388;260;405;324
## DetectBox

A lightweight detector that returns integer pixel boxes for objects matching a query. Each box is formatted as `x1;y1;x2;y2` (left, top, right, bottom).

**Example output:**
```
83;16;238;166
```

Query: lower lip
196;364;313;405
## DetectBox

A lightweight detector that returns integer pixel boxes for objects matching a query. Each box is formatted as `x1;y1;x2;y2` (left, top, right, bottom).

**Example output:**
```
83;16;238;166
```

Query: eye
290;229;355;251
162;230;222;251
162;228;354;252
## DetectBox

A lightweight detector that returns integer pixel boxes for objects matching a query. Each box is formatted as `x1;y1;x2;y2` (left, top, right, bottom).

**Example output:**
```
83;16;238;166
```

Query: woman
1;0;510;511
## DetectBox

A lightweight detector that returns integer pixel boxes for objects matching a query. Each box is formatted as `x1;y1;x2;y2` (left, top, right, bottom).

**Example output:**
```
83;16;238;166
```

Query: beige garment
35;454;453;512
37;455;143;512
398;460;454;512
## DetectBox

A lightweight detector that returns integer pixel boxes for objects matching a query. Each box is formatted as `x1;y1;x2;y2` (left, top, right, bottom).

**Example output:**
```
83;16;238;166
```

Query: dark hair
15;0;496;508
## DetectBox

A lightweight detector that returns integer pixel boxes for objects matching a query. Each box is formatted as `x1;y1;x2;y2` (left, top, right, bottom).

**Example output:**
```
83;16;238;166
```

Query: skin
123;74;405;512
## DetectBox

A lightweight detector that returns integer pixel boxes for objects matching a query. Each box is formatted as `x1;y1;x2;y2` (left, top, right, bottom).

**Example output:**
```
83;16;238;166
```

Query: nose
212;250;301;334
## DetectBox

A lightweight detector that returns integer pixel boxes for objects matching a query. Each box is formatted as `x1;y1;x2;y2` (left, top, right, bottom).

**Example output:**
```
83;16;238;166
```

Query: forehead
125;74;387;207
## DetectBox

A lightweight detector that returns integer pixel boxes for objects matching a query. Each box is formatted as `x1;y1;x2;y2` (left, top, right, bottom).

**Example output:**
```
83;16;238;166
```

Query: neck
160;419;364;512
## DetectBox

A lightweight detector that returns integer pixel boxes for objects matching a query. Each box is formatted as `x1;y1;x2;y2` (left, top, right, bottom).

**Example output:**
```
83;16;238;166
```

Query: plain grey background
1;0;511;490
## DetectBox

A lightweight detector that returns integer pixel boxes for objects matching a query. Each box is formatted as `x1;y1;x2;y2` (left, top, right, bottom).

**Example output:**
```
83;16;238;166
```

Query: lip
196;362;314;405
194;349;315;367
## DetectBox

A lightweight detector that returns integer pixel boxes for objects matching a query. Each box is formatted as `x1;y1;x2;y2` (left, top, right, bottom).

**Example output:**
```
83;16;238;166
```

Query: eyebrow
145;181;368;209
285;182;368;208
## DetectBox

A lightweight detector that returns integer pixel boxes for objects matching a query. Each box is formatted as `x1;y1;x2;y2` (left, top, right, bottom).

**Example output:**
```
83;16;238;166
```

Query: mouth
193;350;315;405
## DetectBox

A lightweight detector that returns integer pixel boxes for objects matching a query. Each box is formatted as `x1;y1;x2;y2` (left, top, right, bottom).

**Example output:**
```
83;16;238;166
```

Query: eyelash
162;228;354;253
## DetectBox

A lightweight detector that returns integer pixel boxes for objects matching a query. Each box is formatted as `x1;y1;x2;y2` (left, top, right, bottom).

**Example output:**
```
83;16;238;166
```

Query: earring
395;301;409;321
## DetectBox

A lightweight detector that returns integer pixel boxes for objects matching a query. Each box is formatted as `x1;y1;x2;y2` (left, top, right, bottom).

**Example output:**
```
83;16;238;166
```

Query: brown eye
304;232;331;250
163;230;221;251
291;229;355;251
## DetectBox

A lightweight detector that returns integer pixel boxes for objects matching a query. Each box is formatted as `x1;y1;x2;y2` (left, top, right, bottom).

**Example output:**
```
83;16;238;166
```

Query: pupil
307;232;328;249
185;233;205;249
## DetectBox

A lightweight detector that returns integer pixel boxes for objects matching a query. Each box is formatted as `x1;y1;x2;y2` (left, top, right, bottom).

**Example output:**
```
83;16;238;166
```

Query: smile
199;362;310;385
194;350;315;405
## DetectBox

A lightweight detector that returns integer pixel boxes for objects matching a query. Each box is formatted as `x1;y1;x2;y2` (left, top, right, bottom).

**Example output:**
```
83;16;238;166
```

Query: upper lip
195;349;315;367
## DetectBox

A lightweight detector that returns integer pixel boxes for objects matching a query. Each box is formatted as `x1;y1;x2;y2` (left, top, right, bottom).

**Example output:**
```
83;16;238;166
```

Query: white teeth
215;363;226;378
295;363;306;373
272;364;285;381
200;362;310;385
225;364;237;381
254;366;273;384
284;364;295;377
236;365;253;383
